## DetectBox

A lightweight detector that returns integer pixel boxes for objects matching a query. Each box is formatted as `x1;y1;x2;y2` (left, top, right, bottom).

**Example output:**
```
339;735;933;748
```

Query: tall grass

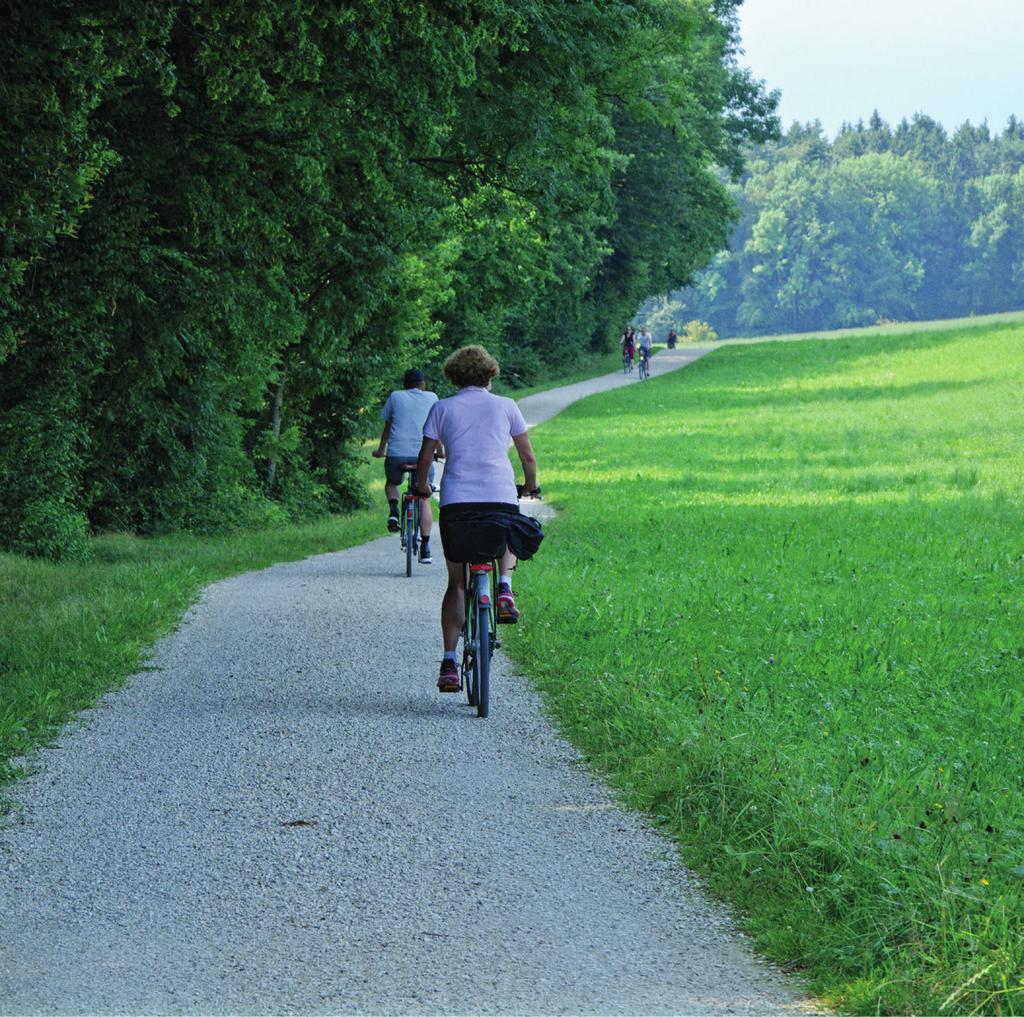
507;322;1024;1014
0;513;381;787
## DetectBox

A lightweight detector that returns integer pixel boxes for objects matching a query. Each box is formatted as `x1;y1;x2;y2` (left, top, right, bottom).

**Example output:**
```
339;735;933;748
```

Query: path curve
516;346;711;429
0;348;816;1016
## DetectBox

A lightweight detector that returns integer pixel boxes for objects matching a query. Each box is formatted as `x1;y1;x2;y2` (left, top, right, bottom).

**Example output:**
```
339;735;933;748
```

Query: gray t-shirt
381;388;439;459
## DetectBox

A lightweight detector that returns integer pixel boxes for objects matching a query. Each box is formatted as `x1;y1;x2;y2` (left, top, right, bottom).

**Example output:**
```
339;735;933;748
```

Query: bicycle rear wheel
462;646;477;706
461;565;477;705
476;601;490;718
403;497;417;576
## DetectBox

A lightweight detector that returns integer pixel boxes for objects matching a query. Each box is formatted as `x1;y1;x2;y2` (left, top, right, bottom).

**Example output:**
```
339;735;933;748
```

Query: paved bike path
0;348;817;1015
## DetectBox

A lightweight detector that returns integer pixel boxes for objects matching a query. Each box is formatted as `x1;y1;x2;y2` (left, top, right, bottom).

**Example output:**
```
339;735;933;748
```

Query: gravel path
0;348;817;1016
516;345;711;429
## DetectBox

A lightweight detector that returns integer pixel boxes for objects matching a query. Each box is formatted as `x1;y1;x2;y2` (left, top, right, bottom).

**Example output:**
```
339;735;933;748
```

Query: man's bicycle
637;347;650;380
397;453;442;576
397;463;424;577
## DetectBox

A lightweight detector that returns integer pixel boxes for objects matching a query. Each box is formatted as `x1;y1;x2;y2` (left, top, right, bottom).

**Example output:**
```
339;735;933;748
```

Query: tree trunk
266;377;284;489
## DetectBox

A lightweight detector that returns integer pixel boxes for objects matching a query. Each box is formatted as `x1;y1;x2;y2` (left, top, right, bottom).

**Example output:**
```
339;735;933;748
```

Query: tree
656;111;1024;338
0;0;776;557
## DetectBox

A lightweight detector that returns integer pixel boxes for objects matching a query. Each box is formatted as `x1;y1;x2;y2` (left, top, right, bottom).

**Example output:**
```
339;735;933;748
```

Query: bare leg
496;550;521;622
442;559;465;652
384;481;399;503
420;497;433;537
499;549;517;578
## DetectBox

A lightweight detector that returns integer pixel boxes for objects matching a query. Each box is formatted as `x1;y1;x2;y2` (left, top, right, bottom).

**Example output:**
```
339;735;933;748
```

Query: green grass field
722;309;1024;347
507;321;1024;1014
0;513;381;788
3;316;1022;1011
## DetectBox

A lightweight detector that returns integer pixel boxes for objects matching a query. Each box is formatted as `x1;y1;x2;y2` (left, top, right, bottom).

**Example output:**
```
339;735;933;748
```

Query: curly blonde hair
443;345;500;388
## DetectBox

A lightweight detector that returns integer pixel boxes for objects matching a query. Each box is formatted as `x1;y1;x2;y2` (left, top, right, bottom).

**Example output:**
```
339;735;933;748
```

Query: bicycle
637;347;650;380
622;348;634;374
458;484;541;718
397;463;423;577
460;558;498;717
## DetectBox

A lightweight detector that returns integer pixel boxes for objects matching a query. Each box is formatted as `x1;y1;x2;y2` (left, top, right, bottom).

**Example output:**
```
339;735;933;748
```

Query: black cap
403;368;425;388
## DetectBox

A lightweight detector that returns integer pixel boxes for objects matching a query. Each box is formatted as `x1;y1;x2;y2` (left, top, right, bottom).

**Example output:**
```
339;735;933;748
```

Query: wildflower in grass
980;878;989;886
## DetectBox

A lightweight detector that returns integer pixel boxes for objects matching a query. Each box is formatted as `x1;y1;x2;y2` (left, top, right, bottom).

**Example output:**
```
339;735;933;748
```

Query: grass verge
505;321;1024;1014
0;511;381;788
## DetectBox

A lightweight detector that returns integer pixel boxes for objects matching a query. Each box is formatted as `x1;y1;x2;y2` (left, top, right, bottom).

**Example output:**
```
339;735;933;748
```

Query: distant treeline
0;1;776;558
645;112;1024;337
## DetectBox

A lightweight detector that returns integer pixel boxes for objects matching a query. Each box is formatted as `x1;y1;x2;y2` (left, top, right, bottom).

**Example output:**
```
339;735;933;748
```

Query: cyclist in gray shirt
373;368;439;563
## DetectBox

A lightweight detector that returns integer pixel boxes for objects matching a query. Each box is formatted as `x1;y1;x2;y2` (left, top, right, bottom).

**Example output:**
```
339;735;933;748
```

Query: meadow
0;513;381;788
506;321;1024;1014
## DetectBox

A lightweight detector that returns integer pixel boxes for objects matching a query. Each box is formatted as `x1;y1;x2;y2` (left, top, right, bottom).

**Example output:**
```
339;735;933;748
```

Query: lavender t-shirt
422;387;528;506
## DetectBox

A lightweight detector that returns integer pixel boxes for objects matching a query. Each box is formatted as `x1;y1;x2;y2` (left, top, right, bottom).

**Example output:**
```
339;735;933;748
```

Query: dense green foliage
645;112;1024;337
0;0;775;558
507;323;1024;1014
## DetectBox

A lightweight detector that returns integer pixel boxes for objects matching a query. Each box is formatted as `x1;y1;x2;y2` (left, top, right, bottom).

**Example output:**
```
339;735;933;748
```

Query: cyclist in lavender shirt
414;345;539;692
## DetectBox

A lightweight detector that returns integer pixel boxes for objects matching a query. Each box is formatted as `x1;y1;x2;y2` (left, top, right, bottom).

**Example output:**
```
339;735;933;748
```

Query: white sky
737;0;1024;136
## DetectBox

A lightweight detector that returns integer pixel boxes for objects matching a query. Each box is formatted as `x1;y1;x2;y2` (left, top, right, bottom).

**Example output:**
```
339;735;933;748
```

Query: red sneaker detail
496;590;519;624
438;659;460;692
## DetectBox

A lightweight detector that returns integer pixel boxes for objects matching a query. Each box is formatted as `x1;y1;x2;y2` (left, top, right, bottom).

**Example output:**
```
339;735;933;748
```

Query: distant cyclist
637;327;653;370
373;368;439;564
666;327;678;349
412;346;539;692
620;326;636;368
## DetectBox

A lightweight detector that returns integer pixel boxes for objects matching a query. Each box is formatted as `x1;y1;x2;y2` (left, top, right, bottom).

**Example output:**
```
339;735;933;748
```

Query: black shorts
384;456;435;488
439;502;519;563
